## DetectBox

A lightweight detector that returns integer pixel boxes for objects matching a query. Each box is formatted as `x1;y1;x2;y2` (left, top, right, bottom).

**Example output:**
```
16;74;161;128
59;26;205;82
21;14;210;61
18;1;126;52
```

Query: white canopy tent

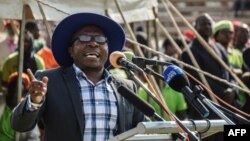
0;0;158;23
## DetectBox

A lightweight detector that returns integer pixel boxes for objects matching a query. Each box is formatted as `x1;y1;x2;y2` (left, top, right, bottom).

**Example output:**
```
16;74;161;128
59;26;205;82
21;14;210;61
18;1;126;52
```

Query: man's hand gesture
27;69;48;104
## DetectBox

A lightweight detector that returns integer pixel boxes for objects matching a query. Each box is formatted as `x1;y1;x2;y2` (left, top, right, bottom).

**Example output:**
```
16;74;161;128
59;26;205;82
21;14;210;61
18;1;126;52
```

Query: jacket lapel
110;78;125;135
61;66;84;135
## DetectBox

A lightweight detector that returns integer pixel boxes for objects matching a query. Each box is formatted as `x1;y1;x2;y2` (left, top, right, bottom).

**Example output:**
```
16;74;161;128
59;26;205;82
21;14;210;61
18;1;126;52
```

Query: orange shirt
37;47;58;69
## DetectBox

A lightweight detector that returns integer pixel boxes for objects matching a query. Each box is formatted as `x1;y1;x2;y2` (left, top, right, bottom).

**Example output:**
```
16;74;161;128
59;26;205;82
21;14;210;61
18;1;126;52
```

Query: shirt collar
73;64;112;83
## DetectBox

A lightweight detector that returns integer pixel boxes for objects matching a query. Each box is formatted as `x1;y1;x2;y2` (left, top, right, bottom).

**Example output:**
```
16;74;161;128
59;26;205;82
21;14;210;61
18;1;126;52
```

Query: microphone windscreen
163;65;190;92
109;51;126;68
117;85;155;117
123;51;135;61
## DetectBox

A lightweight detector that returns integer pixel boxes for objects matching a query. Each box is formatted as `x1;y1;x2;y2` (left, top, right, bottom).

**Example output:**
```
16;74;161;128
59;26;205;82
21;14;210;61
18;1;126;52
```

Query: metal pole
202;97;235;125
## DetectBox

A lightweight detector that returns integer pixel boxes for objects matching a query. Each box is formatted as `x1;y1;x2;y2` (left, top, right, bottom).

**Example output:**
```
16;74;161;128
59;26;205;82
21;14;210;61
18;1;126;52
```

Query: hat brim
51;13;125;68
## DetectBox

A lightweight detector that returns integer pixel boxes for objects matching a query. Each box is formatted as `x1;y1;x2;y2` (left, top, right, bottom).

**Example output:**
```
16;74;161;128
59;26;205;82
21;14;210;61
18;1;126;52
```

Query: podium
109;120;227;141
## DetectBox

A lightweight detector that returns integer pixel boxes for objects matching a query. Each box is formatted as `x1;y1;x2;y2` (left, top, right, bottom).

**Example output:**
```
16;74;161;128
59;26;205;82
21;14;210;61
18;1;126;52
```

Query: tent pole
17;4;27;115
146;21;151;58
113;0;144;56
152;7;164;92
16;4;28;141
37;1;52;41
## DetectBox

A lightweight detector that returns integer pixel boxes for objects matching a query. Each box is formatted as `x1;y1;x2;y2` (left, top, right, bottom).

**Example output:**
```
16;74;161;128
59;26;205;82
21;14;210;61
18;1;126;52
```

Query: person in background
0;72;40;141
230;22;249;70
229;22;250;105
182;28;195;44
181;14;229;141
241;72;250;114
1;30;45;87
36;34;58;69
242;47;250;72
162;38;185;61
181;14;212;117
10;12;146;141
0;20;19;68
212;20;239;106
135;26;151;58
25;22;45;53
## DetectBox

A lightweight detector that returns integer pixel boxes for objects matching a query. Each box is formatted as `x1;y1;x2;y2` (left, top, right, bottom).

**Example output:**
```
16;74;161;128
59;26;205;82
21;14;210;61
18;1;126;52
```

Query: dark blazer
11;66;145;141
181;39;230;98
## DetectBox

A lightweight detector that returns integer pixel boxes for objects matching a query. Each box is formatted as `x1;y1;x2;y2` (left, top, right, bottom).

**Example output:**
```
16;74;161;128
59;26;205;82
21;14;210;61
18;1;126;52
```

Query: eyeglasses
72;34;107;44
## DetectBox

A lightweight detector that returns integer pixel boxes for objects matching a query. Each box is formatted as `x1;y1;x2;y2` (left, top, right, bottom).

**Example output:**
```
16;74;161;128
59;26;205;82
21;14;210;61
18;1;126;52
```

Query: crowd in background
0;11;250;141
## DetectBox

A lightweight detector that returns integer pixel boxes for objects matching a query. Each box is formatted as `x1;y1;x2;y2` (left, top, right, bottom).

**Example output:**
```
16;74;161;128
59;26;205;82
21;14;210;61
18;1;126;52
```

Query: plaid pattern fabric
73;65;118;141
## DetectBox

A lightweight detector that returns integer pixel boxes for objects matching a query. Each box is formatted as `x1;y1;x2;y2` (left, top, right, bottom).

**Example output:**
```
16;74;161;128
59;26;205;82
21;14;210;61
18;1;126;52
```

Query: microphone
109;51;143;72
123;51;171;67
117;85;164;121
163;64;210;118
122;51;168;80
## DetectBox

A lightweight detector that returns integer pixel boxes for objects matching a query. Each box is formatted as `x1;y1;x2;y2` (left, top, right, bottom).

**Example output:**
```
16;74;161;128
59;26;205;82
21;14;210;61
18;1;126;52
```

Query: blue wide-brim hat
51;12;125;68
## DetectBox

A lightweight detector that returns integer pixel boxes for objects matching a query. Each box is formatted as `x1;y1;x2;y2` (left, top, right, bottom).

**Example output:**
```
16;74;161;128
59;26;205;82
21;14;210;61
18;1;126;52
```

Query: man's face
24;31;33;54
30;28;40;39
164;45;178;58
217;28;234;45
235;27;249;45
195;16;212;38
68;25;108;70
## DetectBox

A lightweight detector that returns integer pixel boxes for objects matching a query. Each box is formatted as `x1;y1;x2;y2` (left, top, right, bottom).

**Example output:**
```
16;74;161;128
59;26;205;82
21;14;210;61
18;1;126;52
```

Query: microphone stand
133;57;170;81
132;57;172;66
193;86;235;125
140;66;165;81
140;66;235;125
125;69;200;141
209;99;250;124
192;86;250;124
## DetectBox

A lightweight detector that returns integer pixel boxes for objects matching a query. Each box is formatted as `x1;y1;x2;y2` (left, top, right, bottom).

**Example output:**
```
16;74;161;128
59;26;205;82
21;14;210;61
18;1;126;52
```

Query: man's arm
11;98;41;132
11;69;47;132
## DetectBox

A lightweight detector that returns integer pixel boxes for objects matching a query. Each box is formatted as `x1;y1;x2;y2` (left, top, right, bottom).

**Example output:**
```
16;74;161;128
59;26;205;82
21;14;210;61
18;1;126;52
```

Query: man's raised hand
27;69;48;104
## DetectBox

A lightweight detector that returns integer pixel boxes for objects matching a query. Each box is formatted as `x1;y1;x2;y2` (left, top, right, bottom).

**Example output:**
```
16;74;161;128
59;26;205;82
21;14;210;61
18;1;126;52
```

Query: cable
189;119;197;131
198;119;211;134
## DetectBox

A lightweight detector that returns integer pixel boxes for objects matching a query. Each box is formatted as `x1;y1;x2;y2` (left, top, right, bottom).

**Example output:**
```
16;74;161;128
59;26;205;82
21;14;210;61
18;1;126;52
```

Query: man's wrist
30;101;43;109
27;95;44;110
